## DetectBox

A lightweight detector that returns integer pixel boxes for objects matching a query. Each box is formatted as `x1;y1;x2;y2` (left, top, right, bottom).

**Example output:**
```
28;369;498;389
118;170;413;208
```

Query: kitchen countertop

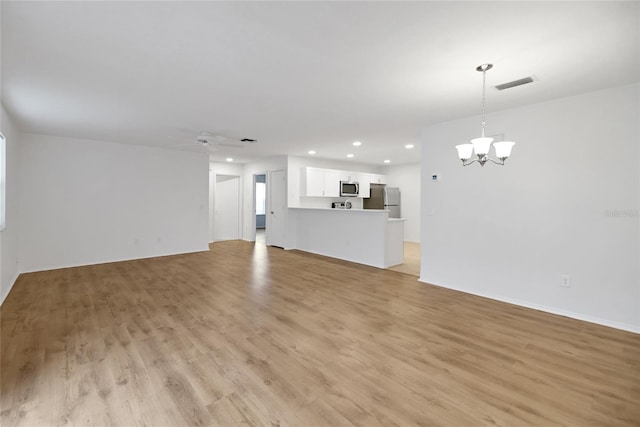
288;207;405;221
289;207;388;213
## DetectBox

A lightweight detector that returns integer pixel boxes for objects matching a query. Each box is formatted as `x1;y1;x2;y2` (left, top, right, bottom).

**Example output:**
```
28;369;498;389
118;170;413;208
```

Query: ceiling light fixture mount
456;63;515;167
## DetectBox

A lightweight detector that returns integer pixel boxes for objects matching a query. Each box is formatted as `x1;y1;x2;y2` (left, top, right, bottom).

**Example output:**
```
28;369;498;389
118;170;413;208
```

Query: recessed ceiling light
308;150;316;155
384;160;391;164
405;144;414;149
352;141;362;147
347;154;354;158
226;158;233;162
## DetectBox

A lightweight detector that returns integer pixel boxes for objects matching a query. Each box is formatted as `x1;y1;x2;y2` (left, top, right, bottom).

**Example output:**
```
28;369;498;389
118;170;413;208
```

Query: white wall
0;106;21;304
420;83;639;332
209;161;244;176
213;175;241;241
384;163;420;242
19;134;210;272
209;161;244;242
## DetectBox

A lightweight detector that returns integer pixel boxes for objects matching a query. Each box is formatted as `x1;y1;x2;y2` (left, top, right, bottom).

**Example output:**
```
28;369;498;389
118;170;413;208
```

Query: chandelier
456;64;515;166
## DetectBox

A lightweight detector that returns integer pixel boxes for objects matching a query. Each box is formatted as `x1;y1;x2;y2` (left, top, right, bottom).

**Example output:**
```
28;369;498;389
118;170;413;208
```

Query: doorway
213;174;241;241
388;243;421;277
255;174;266;245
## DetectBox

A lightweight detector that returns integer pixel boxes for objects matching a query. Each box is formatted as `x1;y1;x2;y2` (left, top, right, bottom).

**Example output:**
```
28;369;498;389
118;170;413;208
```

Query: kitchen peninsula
287;207;405;269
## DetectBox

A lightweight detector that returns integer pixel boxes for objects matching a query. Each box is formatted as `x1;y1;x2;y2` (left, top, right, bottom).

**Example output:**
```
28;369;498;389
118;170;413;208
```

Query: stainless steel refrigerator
364;184;401;218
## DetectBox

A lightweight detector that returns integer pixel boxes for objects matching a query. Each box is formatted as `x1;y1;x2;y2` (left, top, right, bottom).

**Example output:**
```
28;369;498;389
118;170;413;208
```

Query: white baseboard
418;277;640;334
20;246;211;275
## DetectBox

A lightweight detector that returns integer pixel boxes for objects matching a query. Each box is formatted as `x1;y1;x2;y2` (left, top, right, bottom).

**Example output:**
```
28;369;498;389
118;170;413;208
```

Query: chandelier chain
481;68;487;138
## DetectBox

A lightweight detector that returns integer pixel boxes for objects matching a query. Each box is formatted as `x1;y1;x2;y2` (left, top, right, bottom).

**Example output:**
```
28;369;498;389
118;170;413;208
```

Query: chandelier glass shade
456;64;515;166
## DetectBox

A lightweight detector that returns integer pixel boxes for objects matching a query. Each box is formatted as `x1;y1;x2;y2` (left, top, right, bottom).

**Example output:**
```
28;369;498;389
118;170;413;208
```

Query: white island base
287;207;405;269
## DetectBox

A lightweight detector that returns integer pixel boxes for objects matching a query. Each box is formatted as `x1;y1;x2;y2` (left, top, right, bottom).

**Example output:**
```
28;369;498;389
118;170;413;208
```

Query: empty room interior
1;2;639;426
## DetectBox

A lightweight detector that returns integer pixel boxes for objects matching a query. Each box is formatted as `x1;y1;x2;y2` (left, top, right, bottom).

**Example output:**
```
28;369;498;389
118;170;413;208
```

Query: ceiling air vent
495;76;535;91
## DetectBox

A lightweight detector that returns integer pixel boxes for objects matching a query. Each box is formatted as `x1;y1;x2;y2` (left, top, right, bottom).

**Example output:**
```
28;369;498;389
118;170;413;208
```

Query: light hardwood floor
2;240;639;426
387;241;420;277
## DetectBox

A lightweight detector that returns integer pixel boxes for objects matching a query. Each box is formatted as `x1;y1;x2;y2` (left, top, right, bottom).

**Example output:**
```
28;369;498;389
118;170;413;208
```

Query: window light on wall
256;182;266;215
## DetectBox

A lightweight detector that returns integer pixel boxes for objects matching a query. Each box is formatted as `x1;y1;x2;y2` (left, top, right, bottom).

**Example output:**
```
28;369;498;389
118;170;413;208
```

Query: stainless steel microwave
340;181;359;197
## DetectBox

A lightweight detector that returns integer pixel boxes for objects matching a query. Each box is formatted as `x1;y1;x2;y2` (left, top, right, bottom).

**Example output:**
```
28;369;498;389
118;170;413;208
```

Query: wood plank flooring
387;241;420;277
1;240;639;426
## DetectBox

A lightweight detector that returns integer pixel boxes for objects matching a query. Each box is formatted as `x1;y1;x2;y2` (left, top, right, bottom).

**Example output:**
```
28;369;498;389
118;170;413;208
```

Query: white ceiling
2;1;638;165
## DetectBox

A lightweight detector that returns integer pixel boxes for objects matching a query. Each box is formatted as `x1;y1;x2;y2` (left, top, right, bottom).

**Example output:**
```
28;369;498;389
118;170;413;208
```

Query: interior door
214;175;240;241
267;170;286;248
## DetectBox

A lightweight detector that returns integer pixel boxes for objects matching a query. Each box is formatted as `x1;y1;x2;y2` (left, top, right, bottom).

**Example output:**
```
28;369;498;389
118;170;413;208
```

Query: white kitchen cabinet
324;170;340;197
301;167;340;197
358;173;386;198
303;168;325;197
301;167;385;198
358;173;371;198
339;171;357;183
370;174;387;185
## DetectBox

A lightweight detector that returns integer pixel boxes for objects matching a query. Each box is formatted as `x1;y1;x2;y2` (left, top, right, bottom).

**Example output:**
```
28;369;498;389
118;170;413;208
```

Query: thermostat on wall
431;174;441;181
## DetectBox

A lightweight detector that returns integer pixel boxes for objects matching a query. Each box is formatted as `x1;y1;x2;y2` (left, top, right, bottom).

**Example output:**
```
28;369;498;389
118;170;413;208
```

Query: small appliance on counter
332;200;352;209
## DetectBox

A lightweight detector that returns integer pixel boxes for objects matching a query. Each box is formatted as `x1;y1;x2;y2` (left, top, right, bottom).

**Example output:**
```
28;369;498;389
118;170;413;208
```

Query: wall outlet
561;274;571;287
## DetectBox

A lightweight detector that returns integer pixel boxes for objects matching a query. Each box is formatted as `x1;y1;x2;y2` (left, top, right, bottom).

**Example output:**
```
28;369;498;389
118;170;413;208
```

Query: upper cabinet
301;167;385;198
369;173;387;185
301;167;340;197
357;173;371;198
324;170;340;197
338;171;358;183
